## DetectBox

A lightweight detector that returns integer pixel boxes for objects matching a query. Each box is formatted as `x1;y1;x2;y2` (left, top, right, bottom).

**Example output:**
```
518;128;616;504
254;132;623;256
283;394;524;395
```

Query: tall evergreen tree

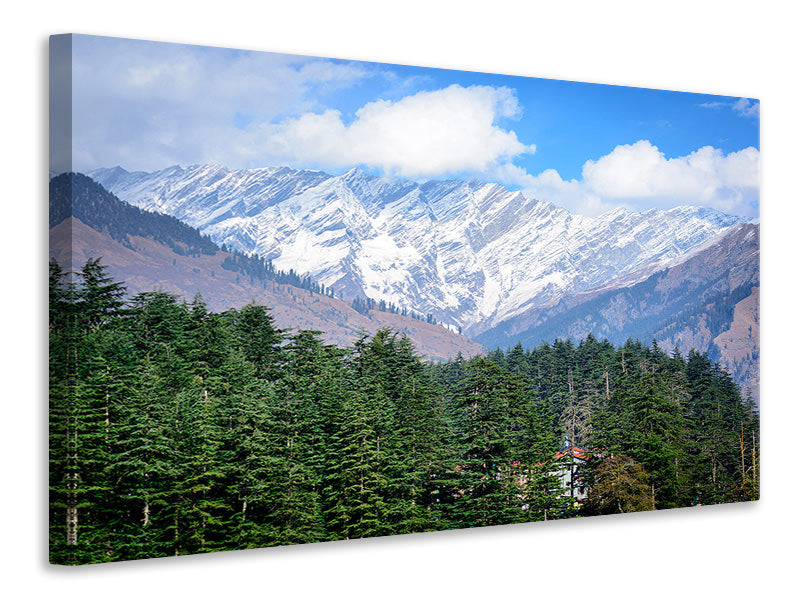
77;258;126;329
321;391;385;540
230;303;283;380
450;359;527;527
50;259;127;564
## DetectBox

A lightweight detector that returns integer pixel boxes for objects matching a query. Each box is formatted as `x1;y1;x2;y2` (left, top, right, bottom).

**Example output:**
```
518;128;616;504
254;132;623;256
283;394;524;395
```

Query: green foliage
49;173;218;256
49;259;760;564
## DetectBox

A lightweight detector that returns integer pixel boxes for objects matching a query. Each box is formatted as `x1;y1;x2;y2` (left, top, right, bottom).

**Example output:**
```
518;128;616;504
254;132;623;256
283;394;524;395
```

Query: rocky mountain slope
84;165;758;398
90;165;744;334
49;174;485;361
476;223;760;398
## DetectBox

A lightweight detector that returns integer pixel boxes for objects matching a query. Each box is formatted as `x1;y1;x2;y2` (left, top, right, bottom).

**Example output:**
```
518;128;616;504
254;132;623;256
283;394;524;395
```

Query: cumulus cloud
70;38;534;180
732;98;760;118
506;141;759;218
699;97;760;119
487;141;759;219
581;141;759;213
264;85;534;178
67;36;759;219
493;163;615;216
70;35;371;172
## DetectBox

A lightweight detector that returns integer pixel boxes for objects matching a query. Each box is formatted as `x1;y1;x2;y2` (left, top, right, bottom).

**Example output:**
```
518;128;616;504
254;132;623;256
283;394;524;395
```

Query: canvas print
49;34;760;565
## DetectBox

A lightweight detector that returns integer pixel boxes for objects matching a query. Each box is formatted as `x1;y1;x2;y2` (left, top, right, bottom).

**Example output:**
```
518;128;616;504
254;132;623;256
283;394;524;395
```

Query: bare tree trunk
740;424;746;484
66;344;79;549
174;509;180;556
66;421;78;546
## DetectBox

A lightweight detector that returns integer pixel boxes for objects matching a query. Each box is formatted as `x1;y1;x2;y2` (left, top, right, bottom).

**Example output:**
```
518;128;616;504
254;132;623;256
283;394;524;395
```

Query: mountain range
49;173;485;361
476;223;759;397
90;165;745;335
64;165;758;399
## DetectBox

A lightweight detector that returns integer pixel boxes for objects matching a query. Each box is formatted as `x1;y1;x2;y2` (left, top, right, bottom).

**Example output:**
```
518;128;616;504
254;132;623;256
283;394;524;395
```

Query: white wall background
4;1;796;597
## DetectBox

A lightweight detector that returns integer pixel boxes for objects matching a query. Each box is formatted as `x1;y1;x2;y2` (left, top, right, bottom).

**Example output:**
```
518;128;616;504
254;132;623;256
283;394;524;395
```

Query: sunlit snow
91;165;744;333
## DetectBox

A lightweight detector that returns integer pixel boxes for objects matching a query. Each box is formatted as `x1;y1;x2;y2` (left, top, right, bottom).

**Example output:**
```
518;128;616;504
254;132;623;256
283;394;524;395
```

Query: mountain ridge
52;169;759;398
90;164;744;334
49;173;485;361
475;223;760;398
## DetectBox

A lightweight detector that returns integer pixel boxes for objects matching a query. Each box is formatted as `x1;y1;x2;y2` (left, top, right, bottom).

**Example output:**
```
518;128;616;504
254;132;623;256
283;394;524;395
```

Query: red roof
554;446;591;461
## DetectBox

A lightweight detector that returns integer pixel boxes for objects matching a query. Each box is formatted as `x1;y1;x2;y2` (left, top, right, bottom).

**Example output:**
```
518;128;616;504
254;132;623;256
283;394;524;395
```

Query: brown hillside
713;287;760;399
50;218;485;361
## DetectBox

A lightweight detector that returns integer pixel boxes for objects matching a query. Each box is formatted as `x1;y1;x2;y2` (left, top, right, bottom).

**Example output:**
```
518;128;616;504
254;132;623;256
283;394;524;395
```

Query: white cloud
580;141;759;214
70;36;371;172
264;85;535;178
698;97;760;119
583;140;669;199
732;98;760;118
71;38;534;179
698;101;727;109
491;141;759;219
493;163;613;216
68;36;759;219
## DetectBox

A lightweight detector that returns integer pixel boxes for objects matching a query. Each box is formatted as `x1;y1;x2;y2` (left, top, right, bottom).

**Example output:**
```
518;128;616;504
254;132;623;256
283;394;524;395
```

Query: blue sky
64;34;760;218
329;60;759;180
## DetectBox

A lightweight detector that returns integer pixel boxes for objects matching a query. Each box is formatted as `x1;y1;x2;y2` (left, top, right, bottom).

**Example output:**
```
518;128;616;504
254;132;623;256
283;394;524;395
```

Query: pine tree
615;372;689;508
77;258;126;330
379;336;449;534
108;354;182;560
225;377;280;549
47;258;759;561
49;259;127;564
253;331;332;545
49;259;75;562
170;380;232;555
450;358;527;528
684;350;753;504
229;303;283;379
513;389;569;522
321;391;385;540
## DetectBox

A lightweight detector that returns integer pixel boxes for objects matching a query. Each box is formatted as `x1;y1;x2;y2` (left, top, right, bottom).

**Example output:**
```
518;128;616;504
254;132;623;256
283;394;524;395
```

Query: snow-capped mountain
90;164;744;334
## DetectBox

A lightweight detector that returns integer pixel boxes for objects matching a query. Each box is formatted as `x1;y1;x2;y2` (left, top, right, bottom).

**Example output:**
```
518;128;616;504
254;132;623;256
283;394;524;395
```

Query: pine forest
49;258;760;565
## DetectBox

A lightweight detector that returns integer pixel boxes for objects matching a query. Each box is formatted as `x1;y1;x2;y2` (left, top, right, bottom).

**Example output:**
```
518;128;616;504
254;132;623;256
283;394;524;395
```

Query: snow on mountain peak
89;164;744;333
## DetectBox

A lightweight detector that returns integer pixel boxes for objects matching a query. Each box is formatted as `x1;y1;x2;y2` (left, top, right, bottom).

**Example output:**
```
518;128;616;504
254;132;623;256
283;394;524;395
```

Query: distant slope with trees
49;173;483;360
476;224;760;400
